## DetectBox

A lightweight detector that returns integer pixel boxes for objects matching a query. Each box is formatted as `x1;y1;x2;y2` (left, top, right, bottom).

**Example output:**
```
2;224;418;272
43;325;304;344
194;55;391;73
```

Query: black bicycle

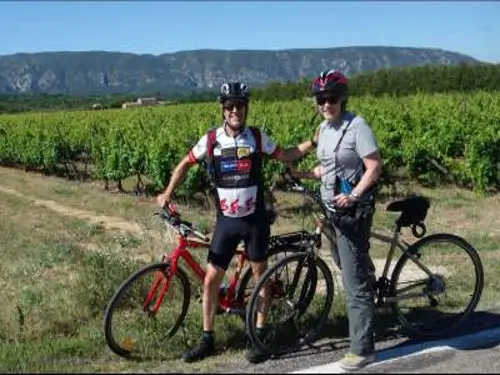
245;172;336;358
246;172;484;357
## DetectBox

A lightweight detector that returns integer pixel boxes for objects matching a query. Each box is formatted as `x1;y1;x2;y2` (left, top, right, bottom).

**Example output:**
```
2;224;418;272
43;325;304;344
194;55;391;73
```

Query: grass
0;166;498;372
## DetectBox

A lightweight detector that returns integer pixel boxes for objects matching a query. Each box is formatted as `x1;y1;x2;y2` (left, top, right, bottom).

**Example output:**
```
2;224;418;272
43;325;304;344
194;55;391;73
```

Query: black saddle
386;195;430;228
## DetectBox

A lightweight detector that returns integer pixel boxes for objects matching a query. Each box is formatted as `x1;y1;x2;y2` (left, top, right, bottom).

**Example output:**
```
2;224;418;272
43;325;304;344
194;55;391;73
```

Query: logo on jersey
220;147;237;158
221;160;252;173
237;147;251;158
221;174;250;183
219;196;255;215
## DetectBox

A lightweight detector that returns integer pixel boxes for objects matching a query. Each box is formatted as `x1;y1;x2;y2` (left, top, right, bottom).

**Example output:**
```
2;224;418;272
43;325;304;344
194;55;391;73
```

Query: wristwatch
350;190;361;201
310;138;317;148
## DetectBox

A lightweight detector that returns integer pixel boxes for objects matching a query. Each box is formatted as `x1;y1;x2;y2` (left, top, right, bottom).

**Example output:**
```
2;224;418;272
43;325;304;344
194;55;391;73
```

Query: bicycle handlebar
156;206;210;243
272;167;335;216
155;168;331;242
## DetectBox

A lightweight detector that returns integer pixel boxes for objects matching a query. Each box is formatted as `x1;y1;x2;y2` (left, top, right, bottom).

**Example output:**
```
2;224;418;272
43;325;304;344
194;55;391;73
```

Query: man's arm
289;164;323;180
157;133;208;207
271;126;320;163
161;155;195;204
276;139;315;162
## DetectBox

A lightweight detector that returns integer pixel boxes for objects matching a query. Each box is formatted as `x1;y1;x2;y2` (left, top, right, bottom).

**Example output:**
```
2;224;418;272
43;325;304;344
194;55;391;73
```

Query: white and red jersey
188;125;281;218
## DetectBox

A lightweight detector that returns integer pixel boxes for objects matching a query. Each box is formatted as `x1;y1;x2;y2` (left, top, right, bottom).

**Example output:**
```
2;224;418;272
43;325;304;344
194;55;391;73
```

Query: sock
202;330;214;340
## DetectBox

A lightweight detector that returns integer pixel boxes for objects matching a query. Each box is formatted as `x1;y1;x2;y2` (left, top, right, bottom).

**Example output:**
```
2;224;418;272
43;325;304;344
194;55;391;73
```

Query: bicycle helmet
219;82;250;103
310;69;348;97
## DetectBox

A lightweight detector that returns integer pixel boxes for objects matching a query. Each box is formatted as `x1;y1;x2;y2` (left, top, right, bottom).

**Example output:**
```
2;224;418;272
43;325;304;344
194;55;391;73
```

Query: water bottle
340;178;353;194
335;174;353;195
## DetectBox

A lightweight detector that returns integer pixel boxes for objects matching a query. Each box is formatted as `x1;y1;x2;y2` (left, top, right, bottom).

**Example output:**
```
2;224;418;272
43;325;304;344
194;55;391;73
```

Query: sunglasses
315;95;341;106
223;99;246;111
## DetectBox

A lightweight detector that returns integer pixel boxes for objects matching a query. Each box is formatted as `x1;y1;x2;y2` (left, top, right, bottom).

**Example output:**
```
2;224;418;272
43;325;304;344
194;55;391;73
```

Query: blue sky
1;1;499;62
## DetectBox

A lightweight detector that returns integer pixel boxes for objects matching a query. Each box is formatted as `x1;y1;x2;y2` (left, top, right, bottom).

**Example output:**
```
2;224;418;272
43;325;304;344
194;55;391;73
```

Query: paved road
151;308;500;374
294;322;500;374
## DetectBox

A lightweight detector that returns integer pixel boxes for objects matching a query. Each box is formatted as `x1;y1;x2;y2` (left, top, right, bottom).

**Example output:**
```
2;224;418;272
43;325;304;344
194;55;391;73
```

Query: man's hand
333;193;356;208
156;193;171;208
285;164;300;180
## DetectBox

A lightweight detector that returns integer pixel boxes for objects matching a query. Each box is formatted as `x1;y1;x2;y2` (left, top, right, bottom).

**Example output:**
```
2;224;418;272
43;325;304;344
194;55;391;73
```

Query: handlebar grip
193;230;210;243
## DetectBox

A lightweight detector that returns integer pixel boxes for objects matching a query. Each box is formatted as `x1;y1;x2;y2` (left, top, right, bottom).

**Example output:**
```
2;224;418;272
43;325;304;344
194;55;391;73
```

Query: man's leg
202;263;226;333
182;216;241;363
244;216;271;364
250;259;269;329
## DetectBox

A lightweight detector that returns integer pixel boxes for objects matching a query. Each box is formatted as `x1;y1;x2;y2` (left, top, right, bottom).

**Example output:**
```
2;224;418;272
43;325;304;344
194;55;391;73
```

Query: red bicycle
103;195;316;360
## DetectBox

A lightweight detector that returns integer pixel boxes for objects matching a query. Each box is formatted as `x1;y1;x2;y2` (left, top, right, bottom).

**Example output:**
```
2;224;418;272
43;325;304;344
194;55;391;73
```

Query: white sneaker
338;352;376;371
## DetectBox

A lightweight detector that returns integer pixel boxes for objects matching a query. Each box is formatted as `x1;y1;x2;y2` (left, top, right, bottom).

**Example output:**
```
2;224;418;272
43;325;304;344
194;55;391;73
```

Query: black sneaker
245;329;270;364
182;334;215;363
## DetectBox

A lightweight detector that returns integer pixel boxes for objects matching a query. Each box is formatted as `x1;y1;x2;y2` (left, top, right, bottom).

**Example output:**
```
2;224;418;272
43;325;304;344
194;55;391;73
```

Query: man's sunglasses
223;99;247;111
315;95;341;106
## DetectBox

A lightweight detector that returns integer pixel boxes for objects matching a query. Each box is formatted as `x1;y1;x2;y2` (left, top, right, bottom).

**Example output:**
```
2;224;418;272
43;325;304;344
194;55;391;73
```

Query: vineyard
0;91;499;199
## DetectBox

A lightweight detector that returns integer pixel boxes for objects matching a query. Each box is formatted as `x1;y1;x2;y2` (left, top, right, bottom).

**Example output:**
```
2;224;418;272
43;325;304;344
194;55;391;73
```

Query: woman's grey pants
326;206;376;356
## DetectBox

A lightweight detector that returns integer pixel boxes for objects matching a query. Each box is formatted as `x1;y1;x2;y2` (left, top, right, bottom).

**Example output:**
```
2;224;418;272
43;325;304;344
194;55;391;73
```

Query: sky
1;1;499;63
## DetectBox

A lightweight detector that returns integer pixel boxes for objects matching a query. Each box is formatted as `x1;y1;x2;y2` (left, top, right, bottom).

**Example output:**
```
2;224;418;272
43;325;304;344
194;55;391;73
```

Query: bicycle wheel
104;261;191;360
245;251;334;357
236;245;305;315
389;233;484;338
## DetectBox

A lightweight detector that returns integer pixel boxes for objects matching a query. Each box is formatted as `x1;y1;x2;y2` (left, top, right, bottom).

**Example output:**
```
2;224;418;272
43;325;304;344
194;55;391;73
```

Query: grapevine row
0;91;498;198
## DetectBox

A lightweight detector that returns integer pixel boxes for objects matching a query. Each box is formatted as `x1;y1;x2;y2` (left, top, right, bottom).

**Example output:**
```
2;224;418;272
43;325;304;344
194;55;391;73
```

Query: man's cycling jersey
188;125;281;218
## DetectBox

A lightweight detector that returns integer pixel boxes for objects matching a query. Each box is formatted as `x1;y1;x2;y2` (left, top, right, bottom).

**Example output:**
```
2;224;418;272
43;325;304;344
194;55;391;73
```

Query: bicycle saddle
386;195;430;227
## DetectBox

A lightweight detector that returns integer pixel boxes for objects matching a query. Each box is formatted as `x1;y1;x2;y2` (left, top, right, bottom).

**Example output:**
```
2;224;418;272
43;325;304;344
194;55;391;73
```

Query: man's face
316;92;343;121
222;98;247;130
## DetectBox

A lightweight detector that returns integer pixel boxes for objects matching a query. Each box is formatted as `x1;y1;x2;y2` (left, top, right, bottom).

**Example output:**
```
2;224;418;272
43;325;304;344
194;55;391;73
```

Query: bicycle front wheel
245;251;334;357
389;233;484;338
104;261;191;360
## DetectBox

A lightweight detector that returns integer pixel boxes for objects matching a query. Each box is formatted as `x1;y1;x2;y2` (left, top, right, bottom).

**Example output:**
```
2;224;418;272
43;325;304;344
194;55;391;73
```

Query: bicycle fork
143;257;176;316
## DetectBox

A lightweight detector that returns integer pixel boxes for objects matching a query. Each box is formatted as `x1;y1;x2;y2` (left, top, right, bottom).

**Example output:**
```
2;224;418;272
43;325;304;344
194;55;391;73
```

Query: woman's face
316;93;342;121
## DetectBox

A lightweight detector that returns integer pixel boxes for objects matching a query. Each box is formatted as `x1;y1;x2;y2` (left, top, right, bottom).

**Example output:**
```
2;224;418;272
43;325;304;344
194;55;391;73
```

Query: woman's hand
333;193;356;208
313;165;324;178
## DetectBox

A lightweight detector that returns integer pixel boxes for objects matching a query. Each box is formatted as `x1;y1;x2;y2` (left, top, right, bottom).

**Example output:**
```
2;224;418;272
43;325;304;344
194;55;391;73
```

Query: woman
290;69;382;371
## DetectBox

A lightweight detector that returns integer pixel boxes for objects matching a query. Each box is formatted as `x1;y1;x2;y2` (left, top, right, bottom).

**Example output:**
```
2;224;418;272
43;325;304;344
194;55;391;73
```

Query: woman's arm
351;150;382;199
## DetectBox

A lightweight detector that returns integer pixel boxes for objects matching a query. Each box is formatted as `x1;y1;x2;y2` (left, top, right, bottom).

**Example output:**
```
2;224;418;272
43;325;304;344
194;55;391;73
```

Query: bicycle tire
236;245;305;314
245;251;334;357
389;233;484;338
104;261;191;359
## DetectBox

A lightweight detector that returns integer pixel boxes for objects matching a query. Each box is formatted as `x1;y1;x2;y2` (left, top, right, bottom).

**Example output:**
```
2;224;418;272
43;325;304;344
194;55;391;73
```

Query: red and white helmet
310;69;348;96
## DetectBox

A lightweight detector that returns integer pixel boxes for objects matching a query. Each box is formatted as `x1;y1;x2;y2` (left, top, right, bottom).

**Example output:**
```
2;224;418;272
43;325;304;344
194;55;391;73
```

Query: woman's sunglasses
315;95;341;106
223;99;247;111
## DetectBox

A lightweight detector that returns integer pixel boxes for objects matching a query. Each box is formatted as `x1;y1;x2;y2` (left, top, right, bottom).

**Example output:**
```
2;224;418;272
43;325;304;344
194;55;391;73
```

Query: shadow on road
374;308;500;363
221;307;500;364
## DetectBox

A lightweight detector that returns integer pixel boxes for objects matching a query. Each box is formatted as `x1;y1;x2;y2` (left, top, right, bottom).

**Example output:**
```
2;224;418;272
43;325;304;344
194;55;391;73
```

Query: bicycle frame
368;226;443;304
143;171;332;320
151;230;252;316
282;171;442;305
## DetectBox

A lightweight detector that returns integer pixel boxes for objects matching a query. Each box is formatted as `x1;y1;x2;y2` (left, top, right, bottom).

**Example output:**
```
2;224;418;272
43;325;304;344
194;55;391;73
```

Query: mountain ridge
0;45;481;96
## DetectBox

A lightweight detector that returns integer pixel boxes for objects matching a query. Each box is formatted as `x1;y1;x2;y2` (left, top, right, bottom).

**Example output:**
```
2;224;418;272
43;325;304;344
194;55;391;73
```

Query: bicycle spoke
390;234;483;337
246;252;334;356
104;262;191;360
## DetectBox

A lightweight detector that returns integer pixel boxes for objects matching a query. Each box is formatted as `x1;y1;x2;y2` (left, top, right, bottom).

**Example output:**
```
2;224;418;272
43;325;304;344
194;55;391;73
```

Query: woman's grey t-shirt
316;111;379;203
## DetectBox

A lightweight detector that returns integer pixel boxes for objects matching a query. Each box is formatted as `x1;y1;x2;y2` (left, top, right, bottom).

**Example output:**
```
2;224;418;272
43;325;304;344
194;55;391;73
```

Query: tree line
1;62;498;114
249;62;500;102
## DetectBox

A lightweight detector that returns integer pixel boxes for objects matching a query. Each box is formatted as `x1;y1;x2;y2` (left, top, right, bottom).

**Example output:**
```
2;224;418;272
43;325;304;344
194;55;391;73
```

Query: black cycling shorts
208;212;270;271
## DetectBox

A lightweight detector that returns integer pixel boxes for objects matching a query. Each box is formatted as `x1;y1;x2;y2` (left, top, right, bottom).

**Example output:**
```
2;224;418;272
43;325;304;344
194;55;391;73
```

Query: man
289;69;382;371
156;81;313;364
